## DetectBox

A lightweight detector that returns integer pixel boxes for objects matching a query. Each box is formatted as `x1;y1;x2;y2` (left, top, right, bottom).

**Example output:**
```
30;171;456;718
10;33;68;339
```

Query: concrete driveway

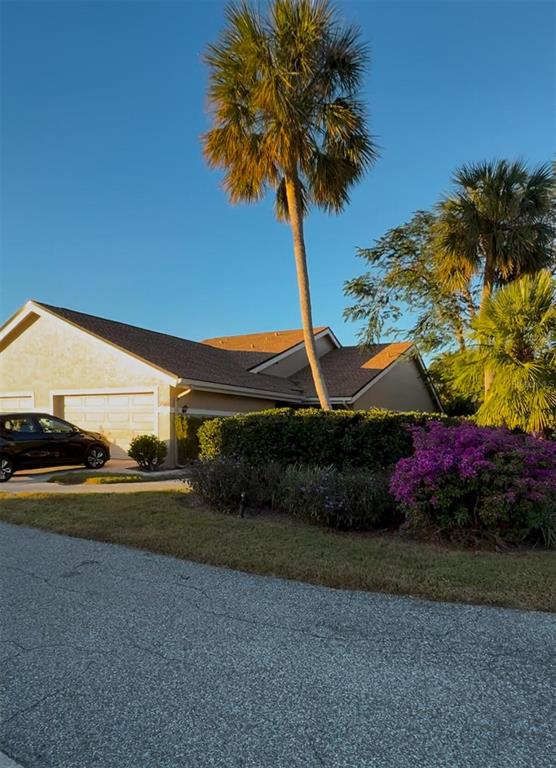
1;523;554;768
2;460;184;494
14;459;139;477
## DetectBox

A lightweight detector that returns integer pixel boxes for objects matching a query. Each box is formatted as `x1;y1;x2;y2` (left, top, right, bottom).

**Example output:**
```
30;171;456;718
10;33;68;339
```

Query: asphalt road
1;523;554;768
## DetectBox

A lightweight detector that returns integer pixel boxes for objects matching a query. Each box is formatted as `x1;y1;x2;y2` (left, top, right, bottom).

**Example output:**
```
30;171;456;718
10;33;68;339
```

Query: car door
36;415;84;464
0;415;51;466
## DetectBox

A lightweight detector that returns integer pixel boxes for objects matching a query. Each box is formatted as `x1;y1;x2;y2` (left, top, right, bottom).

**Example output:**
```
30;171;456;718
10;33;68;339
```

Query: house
0;301;440;465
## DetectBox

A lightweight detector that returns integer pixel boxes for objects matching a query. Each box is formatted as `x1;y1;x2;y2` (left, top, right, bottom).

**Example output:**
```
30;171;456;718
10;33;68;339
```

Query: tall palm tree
434;159;554;393
454;271;556;434
434;159;554;310
202;0;376;409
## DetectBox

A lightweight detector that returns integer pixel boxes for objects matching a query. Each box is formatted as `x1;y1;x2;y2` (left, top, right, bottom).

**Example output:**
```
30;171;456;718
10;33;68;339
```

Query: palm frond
433;159;555;295
460;271;556;432
202;0;377;215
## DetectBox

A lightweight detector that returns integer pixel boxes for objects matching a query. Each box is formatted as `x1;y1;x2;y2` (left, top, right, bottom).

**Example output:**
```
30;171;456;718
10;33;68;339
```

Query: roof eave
302;397;355;406
176;377;302;403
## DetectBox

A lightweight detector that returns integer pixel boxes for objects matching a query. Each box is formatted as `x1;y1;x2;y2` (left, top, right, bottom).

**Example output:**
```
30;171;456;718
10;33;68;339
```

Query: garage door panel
132;412;154;423
0;394;34;411
66;396;85;408
62;391;156;455
131;394;153;406
107;412;130;423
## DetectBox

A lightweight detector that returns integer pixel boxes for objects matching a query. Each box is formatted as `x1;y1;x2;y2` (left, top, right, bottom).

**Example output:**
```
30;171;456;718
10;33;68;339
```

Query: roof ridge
203;326;327;342
35;301;214;352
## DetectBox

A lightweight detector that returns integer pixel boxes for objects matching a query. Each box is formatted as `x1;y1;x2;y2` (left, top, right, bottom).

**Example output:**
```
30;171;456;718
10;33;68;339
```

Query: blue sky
1;0;554;345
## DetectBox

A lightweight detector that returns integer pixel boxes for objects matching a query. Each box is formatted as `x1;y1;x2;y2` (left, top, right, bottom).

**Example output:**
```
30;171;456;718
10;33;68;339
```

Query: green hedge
175;414;213;464
198;408;456;470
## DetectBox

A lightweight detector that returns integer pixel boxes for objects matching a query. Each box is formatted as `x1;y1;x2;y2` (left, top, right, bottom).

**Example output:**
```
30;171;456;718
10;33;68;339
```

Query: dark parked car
0;413;110;482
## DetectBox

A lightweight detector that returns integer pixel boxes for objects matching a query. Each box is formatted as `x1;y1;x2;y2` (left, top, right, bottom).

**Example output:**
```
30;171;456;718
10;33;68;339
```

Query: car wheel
84;446;107;469
0;456;14;482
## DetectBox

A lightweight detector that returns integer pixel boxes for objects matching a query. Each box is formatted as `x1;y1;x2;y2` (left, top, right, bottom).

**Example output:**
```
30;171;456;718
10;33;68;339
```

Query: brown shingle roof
362;342;413;370
291;343;413;399
36;303;301;398
31;302;415;403
202;327;327;356
224;350;275;370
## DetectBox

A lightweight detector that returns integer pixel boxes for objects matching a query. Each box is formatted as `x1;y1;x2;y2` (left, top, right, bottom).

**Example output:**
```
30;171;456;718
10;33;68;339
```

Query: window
1;417;39;434
37;416;75;434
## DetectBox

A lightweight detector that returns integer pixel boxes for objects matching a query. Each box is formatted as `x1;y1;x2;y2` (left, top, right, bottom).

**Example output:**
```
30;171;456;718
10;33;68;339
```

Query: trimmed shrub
189;458;399;530
175;414;212;464
198;408;454;470
189;458;281;512
274;465;399;530
128;434;167;471
390;422;556;546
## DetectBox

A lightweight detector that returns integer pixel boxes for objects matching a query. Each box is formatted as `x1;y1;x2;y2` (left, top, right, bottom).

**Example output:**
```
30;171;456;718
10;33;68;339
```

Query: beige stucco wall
0;311;177;464
353;359;438;413
177;389;275;414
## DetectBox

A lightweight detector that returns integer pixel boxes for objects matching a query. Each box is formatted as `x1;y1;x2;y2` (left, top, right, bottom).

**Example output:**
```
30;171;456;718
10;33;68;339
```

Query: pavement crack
126;639;188;664
5;564;50;585
0;660;94;726
5;563;345;642
4;563;101;610
77;565;357;643
2;636;187;668
194;605;356;644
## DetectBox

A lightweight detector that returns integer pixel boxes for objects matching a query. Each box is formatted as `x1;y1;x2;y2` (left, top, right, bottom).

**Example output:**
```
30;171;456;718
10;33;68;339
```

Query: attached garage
53;391;157;458
0;392;34;412
0;303;178;465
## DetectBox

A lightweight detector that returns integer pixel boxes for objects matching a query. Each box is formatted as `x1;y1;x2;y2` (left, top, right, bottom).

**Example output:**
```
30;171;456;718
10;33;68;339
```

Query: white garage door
61;392;156;456
0;393;34;412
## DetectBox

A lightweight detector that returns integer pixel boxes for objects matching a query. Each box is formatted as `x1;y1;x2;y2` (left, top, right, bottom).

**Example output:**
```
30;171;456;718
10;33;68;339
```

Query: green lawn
0;491;553;612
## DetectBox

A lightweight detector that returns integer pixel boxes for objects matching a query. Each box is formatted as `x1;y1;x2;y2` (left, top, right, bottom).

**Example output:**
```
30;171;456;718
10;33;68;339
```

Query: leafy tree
434;159;555;310
203;0;376;409
344;160;555;404
454;271;556;434
344;210;478;354
427;352;481;416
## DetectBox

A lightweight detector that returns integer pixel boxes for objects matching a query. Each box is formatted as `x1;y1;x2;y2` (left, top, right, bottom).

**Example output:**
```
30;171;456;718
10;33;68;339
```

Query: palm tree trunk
482;257;495;393
285;175;332;410
481;257;495;310
462;286;477;318
455;325;466;352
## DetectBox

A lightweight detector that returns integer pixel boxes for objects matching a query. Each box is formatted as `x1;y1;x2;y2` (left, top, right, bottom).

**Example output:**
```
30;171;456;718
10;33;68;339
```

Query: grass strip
0;491;553;611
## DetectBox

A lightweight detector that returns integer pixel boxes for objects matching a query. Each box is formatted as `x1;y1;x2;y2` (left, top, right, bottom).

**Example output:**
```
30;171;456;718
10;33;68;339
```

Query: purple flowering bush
390;422;556;546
